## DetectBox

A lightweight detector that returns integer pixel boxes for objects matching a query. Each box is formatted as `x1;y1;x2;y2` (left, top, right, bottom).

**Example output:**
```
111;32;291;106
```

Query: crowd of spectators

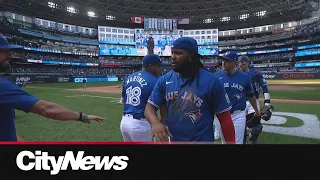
293;20;320;36
10;67;137;76
250;52;294;61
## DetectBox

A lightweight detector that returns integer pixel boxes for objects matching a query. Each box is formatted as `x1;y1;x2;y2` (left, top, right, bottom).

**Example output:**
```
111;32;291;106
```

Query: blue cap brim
0;44;23;49
220;56;235;61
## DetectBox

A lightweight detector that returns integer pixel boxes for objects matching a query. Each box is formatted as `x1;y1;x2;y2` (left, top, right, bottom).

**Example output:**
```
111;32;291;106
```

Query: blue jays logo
185;109;202;123
234;93;242;100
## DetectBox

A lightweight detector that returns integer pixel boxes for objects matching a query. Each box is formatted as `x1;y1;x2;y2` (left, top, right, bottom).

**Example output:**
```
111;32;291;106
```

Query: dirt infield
268;81;320;85
268;85;319;91
67;85;320;105
67;86;122;94
259;98;320;105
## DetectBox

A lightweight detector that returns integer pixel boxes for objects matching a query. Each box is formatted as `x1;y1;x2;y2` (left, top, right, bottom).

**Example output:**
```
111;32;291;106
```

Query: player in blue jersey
144;37;236;143
213;52;261;144
120;54;162;142
0;34;104;142
238;56;272;144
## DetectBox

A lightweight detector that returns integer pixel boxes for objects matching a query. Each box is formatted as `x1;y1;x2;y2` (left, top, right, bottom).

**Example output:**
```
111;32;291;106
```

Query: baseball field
14;79;320;144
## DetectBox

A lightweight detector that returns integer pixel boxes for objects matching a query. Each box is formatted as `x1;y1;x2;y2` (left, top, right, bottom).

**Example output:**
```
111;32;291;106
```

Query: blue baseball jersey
247;67;268;98
148;69;231;142
122;70;159;119
0;77;40;141
214;70;254;112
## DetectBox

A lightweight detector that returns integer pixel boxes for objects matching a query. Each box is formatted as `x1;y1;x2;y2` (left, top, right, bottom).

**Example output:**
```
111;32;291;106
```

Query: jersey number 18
125;86;141;106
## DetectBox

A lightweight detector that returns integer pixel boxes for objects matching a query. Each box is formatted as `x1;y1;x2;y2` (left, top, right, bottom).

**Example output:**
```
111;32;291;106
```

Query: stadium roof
0;0;315;29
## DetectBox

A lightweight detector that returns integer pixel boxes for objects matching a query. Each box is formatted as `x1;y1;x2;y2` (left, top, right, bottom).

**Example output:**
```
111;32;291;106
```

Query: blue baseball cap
238;55;250;62
172;37;203;58
142;54;162;68
221;51;239;61
0;33;21;49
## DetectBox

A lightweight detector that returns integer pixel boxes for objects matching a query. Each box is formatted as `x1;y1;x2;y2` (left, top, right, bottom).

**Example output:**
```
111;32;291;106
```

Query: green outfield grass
14;81;320;144
266;89;320;100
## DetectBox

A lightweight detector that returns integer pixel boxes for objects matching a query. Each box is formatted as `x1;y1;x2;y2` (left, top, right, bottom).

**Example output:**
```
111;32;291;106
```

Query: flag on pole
132;17;144;24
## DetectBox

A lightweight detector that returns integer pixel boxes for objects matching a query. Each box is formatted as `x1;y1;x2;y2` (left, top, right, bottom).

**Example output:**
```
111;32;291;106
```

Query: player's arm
246;77;261;117
211;79;235;144
0;84;104;123
145;77;172;141
160;104;167;124
258;73;271;105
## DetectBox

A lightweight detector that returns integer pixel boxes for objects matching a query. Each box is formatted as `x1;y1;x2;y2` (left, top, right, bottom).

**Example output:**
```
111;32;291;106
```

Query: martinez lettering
16;151;129;175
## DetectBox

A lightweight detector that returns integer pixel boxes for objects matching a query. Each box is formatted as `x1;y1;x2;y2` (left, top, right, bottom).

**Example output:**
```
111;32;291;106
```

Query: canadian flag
132;17;144;24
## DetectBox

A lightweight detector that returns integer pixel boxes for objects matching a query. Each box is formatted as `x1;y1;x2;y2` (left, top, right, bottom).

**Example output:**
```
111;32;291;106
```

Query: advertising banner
262;72;320;79
9;75;74;83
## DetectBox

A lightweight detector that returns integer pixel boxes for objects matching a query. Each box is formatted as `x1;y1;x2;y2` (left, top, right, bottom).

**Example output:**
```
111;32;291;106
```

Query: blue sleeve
211;78;232;114
258;73;269;93
246;75;255;98
147;76;165;109
0;82;40;113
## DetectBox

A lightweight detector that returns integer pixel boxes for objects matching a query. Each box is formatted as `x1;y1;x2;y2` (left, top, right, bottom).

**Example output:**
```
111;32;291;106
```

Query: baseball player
144;37;236;143
82;78;87;89
0;34;104;141
120;54;162;142
213;52;261;144
238;56;272;144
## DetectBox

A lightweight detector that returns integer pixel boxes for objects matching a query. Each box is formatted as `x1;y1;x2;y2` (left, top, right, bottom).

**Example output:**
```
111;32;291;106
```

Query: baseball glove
246;115;261;128
260;104;275;121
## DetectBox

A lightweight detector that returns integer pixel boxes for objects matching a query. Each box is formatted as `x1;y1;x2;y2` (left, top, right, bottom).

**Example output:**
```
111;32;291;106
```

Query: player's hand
86;115;105;123
151;121;172;142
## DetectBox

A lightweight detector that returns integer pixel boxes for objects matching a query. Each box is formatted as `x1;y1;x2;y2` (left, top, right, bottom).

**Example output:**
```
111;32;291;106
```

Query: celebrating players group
120;37;272;144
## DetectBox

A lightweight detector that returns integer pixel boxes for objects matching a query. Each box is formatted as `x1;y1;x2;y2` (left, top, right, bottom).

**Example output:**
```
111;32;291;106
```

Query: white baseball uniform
214;110;246;144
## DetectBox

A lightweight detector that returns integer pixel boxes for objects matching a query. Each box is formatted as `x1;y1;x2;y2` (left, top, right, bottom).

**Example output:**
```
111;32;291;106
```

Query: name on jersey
224;83;244;91
165;91;203;108
126;76;147;87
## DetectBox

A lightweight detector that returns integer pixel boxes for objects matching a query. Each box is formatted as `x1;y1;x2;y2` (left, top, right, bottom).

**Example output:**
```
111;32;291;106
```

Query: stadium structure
0;0;320;83
0;0;320;144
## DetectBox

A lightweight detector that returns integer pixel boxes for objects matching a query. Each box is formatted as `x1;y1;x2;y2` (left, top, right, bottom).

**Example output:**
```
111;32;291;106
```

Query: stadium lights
106;15;116;20
88;11;96;17
203;18;213;24
220;17;230;22
48;2;57;8
67;7;76;13
240;14;249;20
255;10;266;17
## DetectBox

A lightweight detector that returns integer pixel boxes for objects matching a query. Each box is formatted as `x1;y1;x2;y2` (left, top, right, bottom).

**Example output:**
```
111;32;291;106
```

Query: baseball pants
244;99;262;144
214;110;246;144
120;114;153;142
245;99;260;115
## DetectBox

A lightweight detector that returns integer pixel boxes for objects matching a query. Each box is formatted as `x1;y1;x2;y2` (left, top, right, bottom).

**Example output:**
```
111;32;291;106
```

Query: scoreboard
144;18;177;31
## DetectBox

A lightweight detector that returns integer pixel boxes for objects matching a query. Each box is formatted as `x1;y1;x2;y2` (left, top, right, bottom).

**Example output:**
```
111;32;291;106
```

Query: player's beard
0;58;11;73
172;59;193;75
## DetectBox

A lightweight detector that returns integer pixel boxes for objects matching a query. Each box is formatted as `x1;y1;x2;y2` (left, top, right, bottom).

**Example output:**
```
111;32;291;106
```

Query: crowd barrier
8;72;320;84
9;75;120;84
262;72;320;79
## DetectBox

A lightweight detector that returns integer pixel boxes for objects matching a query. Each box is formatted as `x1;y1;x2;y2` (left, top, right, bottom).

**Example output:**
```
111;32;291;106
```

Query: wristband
264;99;271;104
81;114;89;123
79;112;83;121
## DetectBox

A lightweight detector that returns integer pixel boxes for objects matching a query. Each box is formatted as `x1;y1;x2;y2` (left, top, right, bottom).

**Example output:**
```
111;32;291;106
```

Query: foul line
65;95;120;100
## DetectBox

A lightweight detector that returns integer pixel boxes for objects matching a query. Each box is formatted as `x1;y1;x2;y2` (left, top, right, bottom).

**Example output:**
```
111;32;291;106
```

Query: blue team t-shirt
148;69;231;142
122;70;159;119
247;67;268;98
0;77;40;141
214;70;254;112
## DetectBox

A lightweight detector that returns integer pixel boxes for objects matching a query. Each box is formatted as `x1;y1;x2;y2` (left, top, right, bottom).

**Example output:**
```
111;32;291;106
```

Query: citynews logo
16;151;129;175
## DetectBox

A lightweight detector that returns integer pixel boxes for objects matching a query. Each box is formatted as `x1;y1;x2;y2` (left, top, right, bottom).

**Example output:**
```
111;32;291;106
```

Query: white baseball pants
120;114;153;142
245;99;260;115
214;110;246;144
